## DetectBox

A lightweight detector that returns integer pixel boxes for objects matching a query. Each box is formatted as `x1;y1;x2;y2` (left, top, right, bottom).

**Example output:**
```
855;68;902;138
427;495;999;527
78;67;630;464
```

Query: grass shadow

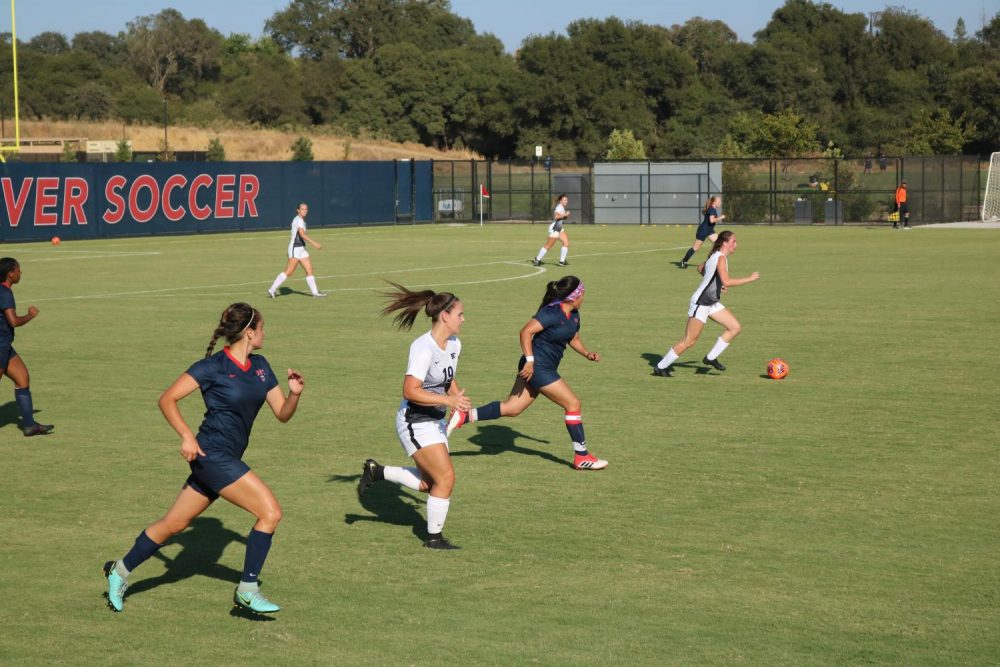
453;424;571;469
641;354;707;375
276;286;311;298
330;472;426;542
0;400;44;431
121;517;246;600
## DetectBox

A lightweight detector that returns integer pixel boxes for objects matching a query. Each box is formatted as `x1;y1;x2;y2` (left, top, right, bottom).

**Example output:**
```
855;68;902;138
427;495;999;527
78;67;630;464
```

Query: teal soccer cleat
103;561;127;612
233;588;281;613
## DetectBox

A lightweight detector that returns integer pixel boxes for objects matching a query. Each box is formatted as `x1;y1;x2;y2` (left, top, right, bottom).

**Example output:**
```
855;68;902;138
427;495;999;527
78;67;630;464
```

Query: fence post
531;161;535;224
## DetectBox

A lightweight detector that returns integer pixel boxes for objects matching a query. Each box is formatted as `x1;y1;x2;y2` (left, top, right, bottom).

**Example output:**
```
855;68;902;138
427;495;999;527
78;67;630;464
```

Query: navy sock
565;412;587;454
682;248;696;263
242;529;273;584
14;387;35;427
475;401;502;422
121;530;163;572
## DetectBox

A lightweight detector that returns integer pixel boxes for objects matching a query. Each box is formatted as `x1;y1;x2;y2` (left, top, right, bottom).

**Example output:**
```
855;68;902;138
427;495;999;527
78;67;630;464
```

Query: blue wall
0;160;433;242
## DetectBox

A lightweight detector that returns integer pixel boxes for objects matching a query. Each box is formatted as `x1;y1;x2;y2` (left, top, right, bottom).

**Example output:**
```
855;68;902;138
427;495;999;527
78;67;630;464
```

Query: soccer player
894;181;910;229
654;231;759;376
103;303;305;614
446;275;608;471
0;257;53;437
679;196;725;268
357;283;470;550
267;202;327;298
532;194;572;266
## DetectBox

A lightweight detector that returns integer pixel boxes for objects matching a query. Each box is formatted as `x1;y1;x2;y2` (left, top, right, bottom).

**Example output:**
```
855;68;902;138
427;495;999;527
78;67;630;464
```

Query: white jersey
691;251;725;307
398;331;462;423
288;215;307;253
549;203;567;234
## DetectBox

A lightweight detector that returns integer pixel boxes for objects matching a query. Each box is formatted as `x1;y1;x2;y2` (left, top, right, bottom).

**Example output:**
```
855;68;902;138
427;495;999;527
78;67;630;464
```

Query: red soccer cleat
445;410;468;437
573;453;608;470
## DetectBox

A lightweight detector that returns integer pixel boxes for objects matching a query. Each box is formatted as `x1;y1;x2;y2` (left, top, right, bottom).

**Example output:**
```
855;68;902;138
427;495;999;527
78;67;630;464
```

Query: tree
290;136;314;161
125;9;224;96
728;110;820;157
904;108;973;155
115;139;133;162
605;129;647;159
28;32;69;54
206;138;226;161
71;31;125;64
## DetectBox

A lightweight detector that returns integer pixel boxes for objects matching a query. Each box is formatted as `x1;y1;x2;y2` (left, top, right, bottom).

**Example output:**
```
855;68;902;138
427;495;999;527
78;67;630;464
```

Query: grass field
1;223;998;665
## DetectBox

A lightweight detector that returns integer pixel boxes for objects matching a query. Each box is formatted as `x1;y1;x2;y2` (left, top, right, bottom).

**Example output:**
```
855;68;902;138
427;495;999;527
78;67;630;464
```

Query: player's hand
749;271;760;281
287;369;304;395
27;305;39;318
180;434;206;462
314;242;323;250
697;263;706;275
585;351;600;362
518;361;534;381
448;388;472;412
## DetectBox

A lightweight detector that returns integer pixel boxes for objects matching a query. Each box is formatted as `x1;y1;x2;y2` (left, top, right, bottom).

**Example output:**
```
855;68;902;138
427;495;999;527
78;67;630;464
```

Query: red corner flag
480;183;490;198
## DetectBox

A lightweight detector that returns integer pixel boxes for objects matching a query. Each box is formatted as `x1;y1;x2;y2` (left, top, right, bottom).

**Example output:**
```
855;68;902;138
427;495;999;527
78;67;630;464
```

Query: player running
446;275;608;471
532;194;572;266
103;303;305;614
679;196;725;268
357;283;470;550
0;257;53;437
654;231;759;376
267;202;327;298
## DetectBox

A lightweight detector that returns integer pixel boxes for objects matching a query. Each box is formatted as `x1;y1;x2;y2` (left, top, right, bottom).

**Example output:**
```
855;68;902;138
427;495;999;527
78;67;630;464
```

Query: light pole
162;98;168;161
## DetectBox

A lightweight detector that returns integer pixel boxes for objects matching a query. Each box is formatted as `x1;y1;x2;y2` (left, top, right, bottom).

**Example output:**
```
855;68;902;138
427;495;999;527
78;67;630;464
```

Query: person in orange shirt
894;181;910;229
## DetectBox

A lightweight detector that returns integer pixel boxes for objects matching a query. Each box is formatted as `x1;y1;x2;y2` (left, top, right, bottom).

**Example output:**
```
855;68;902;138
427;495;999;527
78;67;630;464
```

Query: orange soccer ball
51;236;61;246
767;358;789;380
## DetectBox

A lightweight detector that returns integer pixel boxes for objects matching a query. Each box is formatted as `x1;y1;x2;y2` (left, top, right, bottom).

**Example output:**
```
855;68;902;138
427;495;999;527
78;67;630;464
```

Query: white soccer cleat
446;410;468;437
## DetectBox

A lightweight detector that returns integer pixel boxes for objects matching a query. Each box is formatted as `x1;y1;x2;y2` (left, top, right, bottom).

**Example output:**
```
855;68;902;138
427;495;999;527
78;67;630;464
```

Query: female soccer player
103;303;305;614
267;202;327;298
532;194;572;266
357;283;470;550
655;231;759;376
446;275;607;471
0;258;53;437
679;195;725;268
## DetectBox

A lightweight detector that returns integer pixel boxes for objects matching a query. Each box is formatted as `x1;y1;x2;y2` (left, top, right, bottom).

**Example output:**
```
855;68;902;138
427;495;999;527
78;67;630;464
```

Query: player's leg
558;231;570;265
538;379;607;470
219;472;283;612
411;444;459;549
6;355;51;436
103;485;212;612
655;316;705;375
681;238;703;267
299;257;326;297
447;374;538;435
703;307;741;371
268;258;298;297
534;235;557;265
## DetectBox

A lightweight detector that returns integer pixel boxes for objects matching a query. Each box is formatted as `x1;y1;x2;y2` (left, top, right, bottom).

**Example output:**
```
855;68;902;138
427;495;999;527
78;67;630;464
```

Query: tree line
2;0;998;159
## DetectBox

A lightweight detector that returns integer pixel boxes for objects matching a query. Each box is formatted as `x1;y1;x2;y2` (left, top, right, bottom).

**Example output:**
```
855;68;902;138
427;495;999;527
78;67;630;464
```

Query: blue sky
11;0;997;49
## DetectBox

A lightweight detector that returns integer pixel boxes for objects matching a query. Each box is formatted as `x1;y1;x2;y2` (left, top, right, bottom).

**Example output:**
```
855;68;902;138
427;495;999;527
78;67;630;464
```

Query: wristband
525;356;535;362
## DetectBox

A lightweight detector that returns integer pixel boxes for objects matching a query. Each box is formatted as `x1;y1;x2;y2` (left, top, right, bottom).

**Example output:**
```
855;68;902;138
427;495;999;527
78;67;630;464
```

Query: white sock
236;580;259;594
384;466;422;490
706;337;730;361
535;247;548;261
268;273;287;294
469;408;478;421
114;560;131;579
426;495;450;535
306;275;320;295
657;348;679;369
560;246;568;262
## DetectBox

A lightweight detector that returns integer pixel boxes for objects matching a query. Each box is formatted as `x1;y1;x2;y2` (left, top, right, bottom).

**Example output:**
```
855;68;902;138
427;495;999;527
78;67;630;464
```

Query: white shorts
688;302;725;323
395;407;449;457
289;246;309;260
547;221;565;238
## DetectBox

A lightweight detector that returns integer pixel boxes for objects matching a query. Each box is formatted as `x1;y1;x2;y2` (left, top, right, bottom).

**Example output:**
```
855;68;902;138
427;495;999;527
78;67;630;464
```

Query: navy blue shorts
185;451;251;501
0;344;16;373
695;224;716;241
519;356;561;390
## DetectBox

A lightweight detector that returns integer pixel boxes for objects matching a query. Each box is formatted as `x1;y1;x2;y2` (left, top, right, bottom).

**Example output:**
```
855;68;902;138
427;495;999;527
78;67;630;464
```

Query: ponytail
702;196;718;215
206;302;259;357
381;281;458;330
539;275;582;310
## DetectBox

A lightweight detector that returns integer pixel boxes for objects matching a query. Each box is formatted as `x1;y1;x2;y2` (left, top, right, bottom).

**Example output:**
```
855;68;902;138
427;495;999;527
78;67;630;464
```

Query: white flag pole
479;184;483;227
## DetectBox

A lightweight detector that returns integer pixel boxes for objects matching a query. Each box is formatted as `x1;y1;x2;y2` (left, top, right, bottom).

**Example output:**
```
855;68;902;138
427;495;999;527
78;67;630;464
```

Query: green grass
1;223;998;665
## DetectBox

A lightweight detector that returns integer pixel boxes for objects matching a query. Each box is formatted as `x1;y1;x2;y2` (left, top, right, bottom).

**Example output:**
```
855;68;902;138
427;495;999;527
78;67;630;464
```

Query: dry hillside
16;119;480;161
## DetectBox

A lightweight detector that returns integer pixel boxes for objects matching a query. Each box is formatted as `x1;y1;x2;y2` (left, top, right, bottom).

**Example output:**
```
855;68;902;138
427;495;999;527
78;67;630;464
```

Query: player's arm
717;256;760;287
297;227;322;250
403;375;470;412
4;305;38;328
569;333;600;362
518;318;545;380
158;373;204;462
266;369;303;423
709;213;725;223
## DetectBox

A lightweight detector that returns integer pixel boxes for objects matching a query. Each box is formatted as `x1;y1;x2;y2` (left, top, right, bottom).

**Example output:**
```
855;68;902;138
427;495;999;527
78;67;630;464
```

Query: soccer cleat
679;260;688;268
445;410;468;437
892;224;898;229
558;260;569;266
313;292;328;298
903;225;911;230
703;356;726;371
103;561;127;612
23;423;54;437
423;534;460;550
531;259;541;266
267;290;276;299
233;588;281;613
573;453;608;470
357;458;380;499
652;365;673;377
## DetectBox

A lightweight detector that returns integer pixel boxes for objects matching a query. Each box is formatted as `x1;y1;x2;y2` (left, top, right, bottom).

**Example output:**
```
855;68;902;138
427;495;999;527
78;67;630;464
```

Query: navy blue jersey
528;304;580;369
0;283;15;343
702;207;719;228
186;349;279;458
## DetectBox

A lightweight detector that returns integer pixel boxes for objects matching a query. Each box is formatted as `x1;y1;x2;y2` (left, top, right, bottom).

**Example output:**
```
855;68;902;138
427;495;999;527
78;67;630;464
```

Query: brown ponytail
702;196;719;215
206;302;259;357
381;281;458;331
